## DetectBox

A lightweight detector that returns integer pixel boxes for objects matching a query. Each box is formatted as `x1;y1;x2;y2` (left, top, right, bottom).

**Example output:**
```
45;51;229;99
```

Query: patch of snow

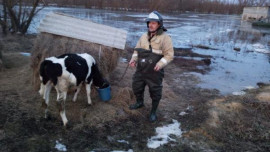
119;57;128;63
219;29;233;33
252;43;270;54
161;15;180;20
147;119;182;149
126;14;179;20
117;140;129;144
125;14;147;18
245;86;255;90
20;52;31;57
179;111;188;116
55;140;67;151
189;15;199;18
226;29;233;32
180;25;200;31
186;105;194;111
219;30;226;33
232;91;246;96
110;149;133;152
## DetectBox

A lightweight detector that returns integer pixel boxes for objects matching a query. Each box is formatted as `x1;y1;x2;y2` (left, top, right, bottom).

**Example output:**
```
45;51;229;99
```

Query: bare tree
0;0;8;34
0;0;46;35
11;0;260;16
256;0;268;6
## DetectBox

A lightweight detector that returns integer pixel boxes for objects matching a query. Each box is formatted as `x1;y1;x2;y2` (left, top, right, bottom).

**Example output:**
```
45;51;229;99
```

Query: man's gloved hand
129;60;136;68
154;65;161;71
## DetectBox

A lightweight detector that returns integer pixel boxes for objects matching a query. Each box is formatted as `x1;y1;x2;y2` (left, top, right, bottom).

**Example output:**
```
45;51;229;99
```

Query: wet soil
0;34;269;152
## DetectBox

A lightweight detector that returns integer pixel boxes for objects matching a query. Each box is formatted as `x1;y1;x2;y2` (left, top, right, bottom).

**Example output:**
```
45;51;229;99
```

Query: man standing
129;11;174;122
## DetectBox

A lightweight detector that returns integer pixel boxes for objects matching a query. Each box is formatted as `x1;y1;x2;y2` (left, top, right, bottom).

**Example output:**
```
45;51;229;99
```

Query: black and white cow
39;53;109;126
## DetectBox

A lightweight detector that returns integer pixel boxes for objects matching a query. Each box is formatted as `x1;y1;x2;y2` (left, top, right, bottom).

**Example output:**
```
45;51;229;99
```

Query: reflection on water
28;6;270;95
240;21;270;35
191;47;270;94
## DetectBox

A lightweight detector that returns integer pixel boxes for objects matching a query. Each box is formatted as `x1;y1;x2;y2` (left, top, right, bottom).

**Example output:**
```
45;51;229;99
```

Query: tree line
0;0;269;35
46;0;269;14
0;0;44;34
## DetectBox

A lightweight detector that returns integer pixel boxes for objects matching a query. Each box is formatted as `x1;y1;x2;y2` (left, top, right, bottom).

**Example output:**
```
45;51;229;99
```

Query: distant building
242;6;270;22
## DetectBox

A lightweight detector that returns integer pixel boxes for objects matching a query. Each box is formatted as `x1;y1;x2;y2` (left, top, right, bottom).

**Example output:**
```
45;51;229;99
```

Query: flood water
29;6;270;95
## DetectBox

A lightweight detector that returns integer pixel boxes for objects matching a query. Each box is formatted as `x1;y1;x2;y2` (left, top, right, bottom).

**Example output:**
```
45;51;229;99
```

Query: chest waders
130;47;164;122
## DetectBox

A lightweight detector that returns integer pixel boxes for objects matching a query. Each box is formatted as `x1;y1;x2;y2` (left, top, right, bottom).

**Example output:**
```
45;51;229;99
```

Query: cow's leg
43;83;48;100
60;92;68;126
39;83;45;97
56;90;68;126
55;84;68;126
43;82;52;119
86;81;92;105
73;83;82;102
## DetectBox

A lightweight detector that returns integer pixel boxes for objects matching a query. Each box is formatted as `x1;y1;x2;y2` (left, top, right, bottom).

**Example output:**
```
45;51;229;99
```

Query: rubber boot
129;100;144;110
149;100;160;122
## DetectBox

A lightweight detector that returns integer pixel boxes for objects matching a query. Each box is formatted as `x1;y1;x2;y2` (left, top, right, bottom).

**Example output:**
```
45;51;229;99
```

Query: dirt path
0;35;269;152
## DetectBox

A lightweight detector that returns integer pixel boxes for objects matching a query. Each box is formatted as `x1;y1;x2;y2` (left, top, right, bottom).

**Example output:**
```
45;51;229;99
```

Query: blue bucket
97;85;111;102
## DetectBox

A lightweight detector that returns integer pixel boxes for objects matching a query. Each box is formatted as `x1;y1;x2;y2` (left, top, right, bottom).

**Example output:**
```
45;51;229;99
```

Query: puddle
191;45;270;94
20;52;31;57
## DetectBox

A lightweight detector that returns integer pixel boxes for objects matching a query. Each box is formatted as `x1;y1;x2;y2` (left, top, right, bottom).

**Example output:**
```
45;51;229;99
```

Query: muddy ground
0;34;269;152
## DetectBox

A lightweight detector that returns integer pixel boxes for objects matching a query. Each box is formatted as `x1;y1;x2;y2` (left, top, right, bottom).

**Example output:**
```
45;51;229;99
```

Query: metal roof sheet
38;12;127;50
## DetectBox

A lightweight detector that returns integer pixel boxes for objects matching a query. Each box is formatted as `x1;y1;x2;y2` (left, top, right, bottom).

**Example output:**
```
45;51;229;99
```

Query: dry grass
31;33;122;90
256;92;270;102
199;93;270;151
217;101;270;146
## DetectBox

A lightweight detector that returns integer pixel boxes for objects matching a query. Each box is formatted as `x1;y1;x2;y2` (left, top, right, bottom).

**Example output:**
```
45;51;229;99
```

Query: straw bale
31;33;122;89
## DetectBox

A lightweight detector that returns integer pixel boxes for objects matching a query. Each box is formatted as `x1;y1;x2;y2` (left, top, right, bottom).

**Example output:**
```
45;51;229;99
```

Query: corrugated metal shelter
242;6;270;22
38;12;127;50
31;12;128;89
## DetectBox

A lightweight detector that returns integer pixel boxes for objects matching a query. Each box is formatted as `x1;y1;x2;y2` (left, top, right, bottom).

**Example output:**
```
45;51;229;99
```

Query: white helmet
145;11;164;29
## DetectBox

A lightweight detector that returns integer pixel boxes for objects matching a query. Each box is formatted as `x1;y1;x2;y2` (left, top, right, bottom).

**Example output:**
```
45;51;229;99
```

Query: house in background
242;6;270;22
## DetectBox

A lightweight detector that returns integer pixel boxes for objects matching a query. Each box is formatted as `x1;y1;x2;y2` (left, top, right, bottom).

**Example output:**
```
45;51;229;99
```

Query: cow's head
97;78;110;89
91;63;110;89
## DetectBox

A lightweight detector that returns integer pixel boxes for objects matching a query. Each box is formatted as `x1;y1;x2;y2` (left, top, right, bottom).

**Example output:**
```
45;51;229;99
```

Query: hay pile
31;33;122;89
78;87;144;126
